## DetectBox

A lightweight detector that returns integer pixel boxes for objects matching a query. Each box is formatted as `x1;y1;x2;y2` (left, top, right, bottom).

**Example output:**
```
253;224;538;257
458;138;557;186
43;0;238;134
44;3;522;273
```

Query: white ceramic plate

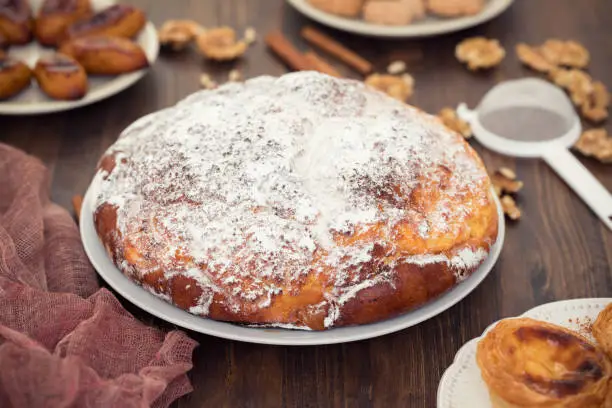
0;0;159;115
437;298;612;408
80;178;505;345
287;0;513;38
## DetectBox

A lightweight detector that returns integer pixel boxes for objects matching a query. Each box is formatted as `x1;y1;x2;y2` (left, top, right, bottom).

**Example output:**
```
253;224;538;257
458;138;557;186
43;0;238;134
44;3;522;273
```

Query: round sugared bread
93;72;498;331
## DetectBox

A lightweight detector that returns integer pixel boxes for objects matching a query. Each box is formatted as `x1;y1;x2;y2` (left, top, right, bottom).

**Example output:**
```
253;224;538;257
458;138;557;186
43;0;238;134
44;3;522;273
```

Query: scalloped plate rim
437;297;612;408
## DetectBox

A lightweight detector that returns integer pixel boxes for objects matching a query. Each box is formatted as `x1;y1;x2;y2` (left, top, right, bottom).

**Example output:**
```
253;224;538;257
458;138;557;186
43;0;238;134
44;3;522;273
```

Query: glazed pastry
307;0;364;18
34;53;87;100
477;318;612;408
0;49;4;58
0;0;33;45
0;31;7;49
426;0;484;17
92;72;499;331
0;57;31;99
60;35;148;75
65;4;146;40
34;0;92;46
593;303;612;358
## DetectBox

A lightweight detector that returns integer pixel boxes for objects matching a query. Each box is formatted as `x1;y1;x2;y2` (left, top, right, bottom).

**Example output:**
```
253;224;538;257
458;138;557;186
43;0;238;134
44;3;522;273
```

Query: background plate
81;178;505;346
0;0;159;115
287;0;514;38
437;298;612;408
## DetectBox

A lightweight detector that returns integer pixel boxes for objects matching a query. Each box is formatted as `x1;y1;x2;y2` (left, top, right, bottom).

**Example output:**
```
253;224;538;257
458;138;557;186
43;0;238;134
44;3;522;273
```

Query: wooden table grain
2;1;611;407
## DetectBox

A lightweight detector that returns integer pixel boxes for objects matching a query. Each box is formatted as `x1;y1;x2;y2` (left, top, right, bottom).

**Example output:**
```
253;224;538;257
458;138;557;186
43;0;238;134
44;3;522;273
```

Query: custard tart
477;317;612;408
593;303;612;359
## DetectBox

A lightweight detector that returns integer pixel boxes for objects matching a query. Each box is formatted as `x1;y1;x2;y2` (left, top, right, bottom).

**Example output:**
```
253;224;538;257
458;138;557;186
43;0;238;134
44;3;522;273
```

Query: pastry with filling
92;72;499;330
593;303;612;358
34;0;92;46
0;0;33;45
65;4;145;40
60;35;148;75
34;53;87;100
0;56;31;99
477;317;612;408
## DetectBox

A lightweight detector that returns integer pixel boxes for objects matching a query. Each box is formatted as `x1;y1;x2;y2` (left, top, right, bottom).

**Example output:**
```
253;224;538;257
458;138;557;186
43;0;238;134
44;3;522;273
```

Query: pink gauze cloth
0;143;198;408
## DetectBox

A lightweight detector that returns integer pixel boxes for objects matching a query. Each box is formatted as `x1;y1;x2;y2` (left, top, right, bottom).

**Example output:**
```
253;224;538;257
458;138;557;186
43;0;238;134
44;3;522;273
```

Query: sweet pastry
426;0;484;17
363;0;425;26
0;56;31;99
307;0;364;18
593;303;612;358
60;35;148;75
0;0;33;45
34;53;87;100
65;4;146;40
477;317;612;408
0;31;7;49
93;72;499;330
34;0;92;46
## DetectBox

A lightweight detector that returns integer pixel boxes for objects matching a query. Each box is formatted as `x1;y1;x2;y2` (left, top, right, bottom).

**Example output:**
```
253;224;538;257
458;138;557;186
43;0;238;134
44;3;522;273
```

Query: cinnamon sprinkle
265;30;313;71
304;51;342;77
301;26;372;75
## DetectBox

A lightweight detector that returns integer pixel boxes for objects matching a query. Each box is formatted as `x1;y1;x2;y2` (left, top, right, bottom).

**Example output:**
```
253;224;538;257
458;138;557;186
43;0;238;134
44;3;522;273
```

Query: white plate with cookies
287;0;514;38
437;298;612;408
0;0;158;115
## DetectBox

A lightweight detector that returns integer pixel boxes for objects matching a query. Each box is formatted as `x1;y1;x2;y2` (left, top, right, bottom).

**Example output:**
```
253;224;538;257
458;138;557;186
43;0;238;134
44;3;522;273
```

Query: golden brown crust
95;198;496;330
0;0;33;45
477;318;612;408
593;303;612;358
65;4;145;41
0;57;31;100
59;35;148;75
34;53;87;100
34;0;92;46
0;31;8;49
307;0;364;18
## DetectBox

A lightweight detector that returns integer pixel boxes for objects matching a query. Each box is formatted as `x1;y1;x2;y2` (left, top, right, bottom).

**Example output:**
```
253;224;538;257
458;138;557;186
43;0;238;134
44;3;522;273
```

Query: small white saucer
437;298;612;408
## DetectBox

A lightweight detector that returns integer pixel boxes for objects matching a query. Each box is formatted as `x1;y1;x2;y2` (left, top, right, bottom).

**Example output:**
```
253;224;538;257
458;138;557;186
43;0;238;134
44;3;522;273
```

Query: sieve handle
543;145;612;231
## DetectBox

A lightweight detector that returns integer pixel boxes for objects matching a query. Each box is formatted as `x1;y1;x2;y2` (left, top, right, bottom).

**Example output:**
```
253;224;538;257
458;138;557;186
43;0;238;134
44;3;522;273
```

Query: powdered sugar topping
95;72;493;328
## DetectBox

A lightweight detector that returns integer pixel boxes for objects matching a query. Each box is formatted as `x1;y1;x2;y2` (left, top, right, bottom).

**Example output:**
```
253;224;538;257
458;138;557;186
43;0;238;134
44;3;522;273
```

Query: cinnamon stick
304;51;342;77
301;26;372;75
265;30;313;71
72;195;83;222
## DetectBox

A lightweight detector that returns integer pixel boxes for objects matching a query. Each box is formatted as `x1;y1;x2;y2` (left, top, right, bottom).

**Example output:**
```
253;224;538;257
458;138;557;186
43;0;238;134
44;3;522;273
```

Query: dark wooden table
2;0;612;406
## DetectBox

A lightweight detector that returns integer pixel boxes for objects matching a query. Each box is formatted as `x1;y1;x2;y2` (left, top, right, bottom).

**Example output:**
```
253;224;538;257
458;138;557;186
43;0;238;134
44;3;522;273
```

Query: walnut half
574;129;612;163
437;107;472;139
196;27;248;61
456;37;505;71
158;20;205;51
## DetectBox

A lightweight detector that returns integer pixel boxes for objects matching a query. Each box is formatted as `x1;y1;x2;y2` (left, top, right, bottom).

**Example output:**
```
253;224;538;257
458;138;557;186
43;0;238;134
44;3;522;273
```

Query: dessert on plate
92;71;498;330
477;317;612;408
0;0;149;102
307;0;486;26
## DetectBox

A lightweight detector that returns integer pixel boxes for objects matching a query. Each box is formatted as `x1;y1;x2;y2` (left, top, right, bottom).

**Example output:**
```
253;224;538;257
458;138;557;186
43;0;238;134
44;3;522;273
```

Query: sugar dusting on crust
95;72;494;329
